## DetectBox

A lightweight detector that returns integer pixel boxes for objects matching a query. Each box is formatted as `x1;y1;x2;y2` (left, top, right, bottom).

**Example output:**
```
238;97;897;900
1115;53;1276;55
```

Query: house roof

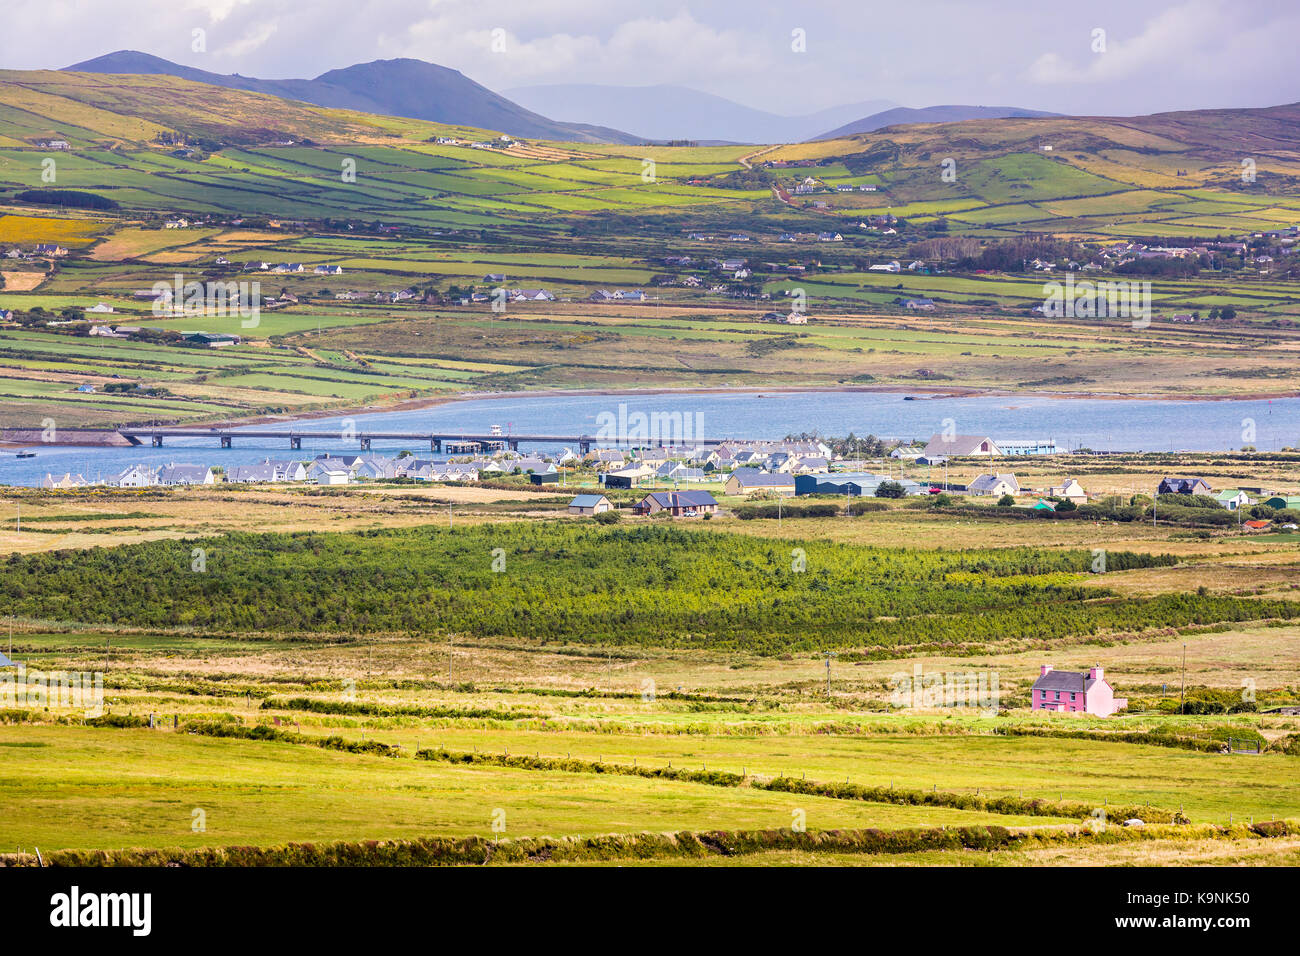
923;434;1000;457
729;469;795;487
569;494;609;507
642;491;717;508
1031;670;1092;693
969;473;1019;493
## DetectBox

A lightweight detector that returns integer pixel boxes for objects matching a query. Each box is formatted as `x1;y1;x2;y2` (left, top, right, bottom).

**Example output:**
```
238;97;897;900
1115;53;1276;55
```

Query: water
3;389;1297;487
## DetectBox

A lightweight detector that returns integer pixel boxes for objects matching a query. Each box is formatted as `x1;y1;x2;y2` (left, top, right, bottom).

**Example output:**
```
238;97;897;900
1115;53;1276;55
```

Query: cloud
1026;0;1298;88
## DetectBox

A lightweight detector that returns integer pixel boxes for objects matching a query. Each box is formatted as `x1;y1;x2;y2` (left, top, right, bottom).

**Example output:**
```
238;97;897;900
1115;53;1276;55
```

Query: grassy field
0;483;1297;865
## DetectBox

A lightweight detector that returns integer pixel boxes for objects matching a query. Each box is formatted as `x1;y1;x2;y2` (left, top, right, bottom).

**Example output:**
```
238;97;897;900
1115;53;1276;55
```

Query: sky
3;0;1298;117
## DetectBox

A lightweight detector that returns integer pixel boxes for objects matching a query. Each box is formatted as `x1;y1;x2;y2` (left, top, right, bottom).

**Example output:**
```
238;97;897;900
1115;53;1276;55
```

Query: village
33;428;1300;534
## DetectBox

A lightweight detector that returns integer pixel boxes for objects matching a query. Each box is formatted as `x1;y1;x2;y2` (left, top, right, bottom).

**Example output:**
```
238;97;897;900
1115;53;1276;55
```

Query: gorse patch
0;523;1266;654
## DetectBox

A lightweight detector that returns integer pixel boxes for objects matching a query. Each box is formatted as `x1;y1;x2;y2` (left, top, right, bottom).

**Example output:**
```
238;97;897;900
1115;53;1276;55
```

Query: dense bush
0;524;1269;654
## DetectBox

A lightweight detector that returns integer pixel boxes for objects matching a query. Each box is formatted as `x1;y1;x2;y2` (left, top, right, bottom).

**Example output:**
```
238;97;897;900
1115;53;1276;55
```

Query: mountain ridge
62;50;643;144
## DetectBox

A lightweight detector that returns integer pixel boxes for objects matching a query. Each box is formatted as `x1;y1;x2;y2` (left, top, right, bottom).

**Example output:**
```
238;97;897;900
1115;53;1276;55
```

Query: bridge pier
430;438;441;453
578;439;592;455
220;436;232;448
289;436;302;450
151;434;163;447
507;439;519;451
360;437;371;451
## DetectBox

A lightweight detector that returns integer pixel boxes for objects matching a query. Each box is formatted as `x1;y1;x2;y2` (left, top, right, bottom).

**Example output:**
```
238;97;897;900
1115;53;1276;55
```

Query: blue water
3;390;1297;487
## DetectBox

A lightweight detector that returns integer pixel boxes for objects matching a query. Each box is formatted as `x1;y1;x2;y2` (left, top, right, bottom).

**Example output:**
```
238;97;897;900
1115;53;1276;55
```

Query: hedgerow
18;820;1298;868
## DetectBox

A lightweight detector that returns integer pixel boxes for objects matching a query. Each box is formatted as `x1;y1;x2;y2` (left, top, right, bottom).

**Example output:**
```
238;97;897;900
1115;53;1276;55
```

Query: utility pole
824;651;837;697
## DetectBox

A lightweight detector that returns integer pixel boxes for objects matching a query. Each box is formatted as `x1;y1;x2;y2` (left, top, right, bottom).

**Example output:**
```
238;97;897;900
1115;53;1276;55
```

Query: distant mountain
816;105;1060;140
63;50;642;144
504;83;896;144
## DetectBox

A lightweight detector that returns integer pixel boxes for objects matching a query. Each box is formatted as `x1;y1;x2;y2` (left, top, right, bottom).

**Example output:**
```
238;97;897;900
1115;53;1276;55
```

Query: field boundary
4;820;1296;868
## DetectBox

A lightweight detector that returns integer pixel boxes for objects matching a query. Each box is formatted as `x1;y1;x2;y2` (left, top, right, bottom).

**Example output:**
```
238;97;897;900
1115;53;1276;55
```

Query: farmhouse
724;469;796;496
35;243;68;257
1214;489;1251;510
1031;665;1127;716
922;434;1000;457
633;490;718;516
41;473;89;489
568;494;612;515
1157;476;1212;495
967;473;1020;497
1047;478;1088;504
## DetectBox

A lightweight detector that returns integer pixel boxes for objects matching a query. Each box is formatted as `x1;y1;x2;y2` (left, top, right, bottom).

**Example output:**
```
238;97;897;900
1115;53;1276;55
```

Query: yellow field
0;213;106;246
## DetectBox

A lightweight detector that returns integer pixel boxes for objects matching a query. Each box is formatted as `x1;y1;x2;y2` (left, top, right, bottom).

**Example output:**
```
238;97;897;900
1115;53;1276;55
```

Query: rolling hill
64;51;642;145
0;65;1296;240
816;105;1060;139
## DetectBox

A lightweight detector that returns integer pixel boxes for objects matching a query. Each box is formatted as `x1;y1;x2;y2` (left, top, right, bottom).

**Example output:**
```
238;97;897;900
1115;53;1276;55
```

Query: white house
113;464;158;488
313;465;350;486
568;494;612;515
1047;478;1088;505
157;464;215;486
968;473;1020;497
1214;489;1252;511
41;473;89;489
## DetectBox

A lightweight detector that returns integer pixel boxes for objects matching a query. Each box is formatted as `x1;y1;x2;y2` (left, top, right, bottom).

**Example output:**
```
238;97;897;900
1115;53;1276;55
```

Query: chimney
1040;665;1053;676
1090;665;1103;681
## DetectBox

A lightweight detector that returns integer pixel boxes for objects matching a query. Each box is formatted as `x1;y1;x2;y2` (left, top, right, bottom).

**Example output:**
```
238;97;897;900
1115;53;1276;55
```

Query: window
1055;692;1061;700
1070;693;1076;701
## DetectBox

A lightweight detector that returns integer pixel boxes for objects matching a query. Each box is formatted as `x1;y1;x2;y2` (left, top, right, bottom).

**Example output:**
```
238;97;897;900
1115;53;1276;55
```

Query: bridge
113;428;732;455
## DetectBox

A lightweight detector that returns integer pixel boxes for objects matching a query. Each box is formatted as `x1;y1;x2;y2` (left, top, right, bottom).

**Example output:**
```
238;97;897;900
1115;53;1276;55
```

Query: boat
15;451;35;458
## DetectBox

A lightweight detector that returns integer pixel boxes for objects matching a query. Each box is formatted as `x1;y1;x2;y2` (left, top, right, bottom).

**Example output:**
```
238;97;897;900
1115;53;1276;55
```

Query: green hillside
0;71;1296;236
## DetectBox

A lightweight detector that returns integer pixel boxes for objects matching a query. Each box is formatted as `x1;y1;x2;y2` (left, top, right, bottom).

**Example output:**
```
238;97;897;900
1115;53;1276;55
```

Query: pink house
1031;665;1127;716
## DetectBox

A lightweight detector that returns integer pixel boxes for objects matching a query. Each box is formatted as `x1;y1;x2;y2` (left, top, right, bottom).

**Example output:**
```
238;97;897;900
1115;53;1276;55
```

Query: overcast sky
5;0;1298;116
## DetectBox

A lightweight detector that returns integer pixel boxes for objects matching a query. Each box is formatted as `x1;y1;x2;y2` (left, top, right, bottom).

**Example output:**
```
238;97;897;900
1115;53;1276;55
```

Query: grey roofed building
634;490;719;513
227;463;279;483
1157;476;1212;495
156;463;213;485
967;473;1020;496
922;434;1000;457
509;458;555;473
794;472;926;496
727;469;795;487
